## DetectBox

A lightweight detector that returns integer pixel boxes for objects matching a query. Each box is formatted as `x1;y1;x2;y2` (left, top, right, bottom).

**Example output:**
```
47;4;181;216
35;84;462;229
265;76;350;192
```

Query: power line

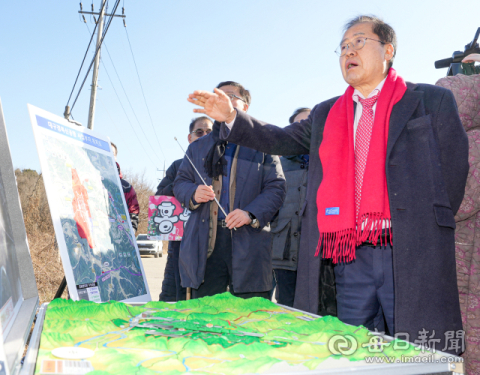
101;59;159;168
70;0;121;114
83;23;158;168
123;27;166;160
97;96;147;167
76;2;162;169
66;0;107;107
101;42;164;164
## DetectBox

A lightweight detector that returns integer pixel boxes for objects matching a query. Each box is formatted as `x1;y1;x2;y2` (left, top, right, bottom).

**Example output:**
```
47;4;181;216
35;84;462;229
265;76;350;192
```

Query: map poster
147;196;190;241
28;104;150;303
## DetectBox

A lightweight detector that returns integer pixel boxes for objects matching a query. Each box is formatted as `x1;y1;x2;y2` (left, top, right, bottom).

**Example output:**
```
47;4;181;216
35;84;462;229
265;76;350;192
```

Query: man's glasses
191;128;212;137
335;37;386;57
226;93;244;102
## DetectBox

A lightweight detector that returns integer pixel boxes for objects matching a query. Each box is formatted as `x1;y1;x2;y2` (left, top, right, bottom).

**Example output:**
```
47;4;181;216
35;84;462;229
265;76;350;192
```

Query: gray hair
344;15;397;69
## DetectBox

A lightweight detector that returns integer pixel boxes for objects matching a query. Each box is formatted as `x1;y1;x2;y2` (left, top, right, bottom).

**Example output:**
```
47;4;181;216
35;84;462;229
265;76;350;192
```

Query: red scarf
315;68;407;263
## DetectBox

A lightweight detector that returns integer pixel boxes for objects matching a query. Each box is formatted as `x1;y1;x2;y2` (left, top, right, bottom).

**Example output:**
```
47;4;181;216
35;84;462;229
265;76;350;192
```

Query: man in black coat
187;16;469;355
175;81;286;299
156;116;213;301
271;108;311;307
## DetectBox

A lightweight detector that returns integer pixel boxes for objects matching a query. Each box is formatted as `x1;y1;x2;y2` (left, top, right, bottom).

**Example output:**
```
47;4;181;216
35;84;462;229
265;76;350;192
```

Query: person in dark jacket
271;108;311;307
157;117;213;301
187;17;469;354
175;81;286;299
111;142;140;232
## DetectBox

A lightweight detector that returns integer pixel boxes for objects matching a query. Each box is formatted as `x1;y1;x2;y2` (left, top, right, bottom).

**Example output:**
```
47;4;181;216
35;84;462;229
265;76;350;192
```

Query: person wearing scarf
187;16;469;356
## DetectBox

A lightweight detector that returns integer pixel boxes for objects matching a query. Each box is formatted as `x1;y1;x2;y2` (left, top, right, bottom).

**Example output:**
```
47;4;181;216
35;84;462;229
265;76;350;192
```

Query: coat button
298;187;301;191
294;232;299;237
295;211;299;215
202;219;205;223
300;164;305;169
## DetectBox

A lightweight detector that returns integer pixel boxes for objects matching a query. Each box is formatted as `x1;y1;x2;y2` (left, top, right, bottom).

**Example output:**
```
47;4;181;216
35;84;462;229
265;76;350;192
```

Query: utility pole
86;0;105;130
157;161;166;181
78;1;126;129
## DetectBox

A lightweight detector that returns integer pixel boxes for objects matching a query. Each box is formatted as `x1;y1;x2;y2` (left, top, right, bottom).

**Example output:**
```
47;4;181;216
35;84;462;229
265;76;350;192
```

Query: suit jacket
220;82;469;355
174;124;286;292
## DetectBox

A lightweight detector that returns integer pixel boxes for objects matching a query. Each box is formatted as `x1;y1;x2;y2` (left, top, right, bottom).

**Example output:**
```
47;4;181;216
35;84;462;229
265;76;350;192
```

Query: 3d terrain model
35;293;420;374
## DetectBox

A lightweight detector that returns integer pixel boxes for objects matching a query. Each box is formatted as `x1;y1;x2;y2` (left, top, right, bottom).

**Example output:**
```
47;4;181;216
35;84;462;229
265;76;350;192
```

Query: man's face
294;111;310;123
339;23;393;91
218;85;249;112
188;118;213;143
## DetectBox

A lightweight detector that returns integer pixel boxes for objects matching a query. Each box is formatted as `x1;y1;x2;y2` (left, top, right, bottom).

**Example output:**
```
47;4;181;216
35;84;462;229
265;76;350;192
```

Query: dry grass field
15;168;156;304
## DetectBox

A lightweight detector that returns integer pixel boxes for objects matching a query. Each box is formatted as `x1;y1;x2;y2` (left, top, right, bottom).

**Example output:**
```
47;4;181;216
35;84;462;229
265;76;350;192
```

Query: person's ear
385;44;394;62
188;134;192;144
243;103;249;112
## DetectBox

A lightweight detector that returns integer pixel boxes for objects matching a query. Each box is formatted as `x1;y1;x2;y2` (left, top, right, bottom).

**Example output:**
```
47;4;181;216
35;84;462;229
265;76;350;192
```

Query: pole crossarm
79;11;126;18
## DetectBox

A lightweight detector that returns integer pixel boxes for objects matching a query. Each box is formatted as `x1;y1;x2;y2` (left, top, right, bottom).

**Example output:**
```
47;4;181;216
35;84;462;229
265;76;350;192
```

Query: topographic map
44;135;147;303
34;293;432;375
29;106;149;303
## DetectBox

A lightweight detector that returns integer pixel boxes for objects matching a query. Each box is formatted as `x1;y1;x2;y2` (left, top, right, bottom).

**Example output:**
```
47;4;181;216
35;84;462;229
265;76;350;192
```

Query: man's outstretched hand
188;88;236;123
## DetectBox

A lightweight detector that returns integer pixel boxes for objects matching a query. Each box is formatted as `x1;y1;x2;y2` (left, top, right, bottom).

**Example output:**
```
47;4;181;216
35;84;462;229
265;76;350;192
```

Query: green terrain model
35;293;422;374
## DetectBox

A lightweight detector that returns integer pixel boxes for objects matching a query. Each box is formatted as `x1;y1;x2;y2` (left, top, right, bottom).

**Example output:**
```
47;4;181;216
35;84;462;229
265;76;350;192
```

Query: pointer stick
174;137;236;230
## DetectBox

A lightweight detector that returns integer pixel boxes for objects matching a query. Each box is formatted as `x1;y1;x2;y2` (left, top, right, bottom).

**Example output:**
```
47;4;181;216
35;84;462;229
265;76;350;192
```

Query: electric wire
101;42;164;164
70;0;121;113
97;96;142;167
83;23;158;168
66;0;107;107
101;59;158;168
123;27;166;160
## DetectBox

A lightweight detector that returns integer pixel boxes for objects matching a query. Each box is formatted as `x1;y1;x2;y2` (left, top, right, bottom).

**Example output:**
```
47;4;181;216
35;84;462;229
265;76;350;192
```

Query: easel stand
53;276;67;300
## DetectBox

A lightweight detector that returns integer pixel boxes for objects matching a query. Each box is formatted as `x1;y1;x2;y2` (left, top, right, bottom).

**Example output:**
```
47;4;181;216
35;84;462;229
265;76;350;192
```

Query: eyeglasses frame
226;93;245;102
190;128;212;136
335;37;386;57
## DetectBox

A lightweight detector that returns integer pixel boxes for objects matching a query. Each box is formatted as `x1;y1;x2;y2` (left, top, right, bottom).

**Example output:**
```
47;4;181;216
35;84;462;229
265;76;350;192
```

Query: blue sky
1;1;478;186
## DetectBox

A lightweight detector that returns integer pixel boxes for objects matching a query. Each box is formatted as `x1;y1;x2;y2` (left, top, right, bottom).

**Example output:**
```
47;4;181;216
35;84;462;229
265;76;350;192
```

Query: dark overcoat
174;126;286;293
271;155;308;272
220;82;469;354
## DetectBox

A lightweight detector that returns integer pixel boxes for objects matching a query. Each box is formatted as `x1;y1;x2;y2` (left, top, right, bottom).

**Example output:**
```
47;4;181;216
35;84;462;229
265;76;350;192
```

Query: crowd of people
119;14;477;364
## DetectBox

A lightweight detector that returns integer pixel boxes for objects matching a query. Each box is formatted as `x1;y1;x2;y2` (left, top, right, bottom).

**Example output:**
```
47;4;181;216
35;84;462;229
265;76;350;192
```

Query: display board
0;99;38;375
147;195;190;240
28;105;150;304
0;142;23;340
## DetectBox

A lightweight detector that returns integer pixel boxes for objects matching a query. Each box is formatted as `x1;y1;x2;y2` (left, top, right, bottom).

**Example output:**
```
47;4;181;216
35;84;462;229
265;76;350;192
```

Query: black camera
435;27;480;76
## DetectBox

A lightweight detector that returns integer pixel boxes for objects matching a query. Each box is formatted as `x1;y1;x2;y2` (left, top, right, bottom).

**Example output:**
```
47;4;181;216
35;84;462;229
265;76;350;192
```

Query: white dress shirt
352;77;389;230
352;77;386;146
